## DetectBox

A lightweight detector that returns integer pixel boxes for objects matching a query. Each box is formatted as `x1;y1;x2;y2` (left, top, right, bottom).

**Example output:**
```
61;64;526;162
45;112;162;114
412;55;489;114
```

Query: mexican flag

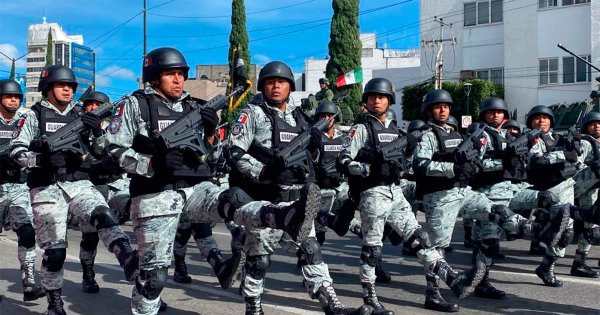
336;68;363;87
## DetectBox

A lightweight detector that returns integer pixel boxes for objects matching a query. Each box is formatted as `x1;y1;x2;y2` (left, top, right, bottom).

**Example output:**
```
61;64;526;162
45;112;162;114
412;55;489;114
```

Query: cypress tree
45;28;53;67
326;0;362;115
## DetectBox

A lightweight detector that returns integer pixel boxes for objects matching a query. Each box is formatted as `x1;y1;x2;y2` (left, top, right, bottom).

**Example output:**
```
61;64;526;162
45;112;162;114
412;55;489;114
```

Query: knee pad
245;255;270;280
191;222;213;240
175;226;193;246
297;237;323;266
218;187;254;220
43;248;67;272
16;224;36;249
80;232;100;252
413;228;433;249
557;228;575;248
538;191;559;209
583;226;600;246
360;245;382;268
90;205;119;229
136;268;168;300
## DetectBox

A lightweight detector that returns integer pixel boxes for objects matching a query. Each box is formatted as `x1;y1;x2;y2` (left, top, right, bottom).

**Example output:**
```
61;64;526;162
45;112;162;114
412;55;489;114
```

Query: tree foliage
401;79;504;121
326;0;362;115
45;29;53;67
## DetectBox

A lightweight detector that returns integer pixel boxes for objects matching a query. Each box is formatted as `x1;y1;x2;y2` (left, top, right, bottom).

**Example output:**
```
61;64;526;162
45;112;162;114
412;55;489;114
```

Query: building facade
420;0;595;122
25;17;94;106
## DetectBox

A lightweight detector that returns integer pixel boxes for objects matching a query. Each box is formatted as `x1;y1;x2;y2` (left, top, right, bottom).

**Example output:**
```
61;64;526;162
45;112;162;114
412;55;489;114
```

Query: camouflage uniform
315;88;334;102
0;107;45;301
228;101;333;299
9;100;135;292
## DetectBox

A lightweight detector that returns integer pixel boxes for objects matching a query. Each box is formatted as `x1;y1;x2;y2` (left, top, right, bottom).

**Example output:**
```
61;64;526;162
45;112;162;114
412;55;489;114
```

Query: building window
563;55;591;84
361;48;373;58
475;68;504;85
464;0;502;26
27;67;46;73
539;0;558;8
539;58;558;85
562;0;590;5
27;57;45;63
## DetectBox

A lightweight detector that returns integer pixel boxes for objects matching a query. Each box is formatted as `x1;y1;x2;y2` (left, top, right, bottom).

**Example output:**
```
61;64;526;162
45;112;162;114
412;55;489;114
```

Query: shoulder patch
237;113;248;124
114;105;125;116
108;116;122;134
231;122;243;136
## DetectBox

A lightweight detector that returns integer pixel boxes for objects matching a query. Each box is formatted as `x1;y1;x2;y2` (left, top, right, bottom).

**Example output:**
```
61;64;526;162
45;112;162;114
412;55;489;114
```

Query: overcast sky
0;0;420;99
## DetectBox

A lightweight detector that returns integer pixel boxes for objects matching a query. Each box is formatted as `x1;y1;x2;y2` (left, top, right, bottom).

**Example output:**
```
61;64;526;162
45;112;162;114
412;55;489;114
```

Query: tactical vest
229;102;314;202
415;126;464;196
28;103;89;188
129;90;212;197
469;127;507;189
501;132;528;183
0;121;26;184
527;132;578;191
316;133;344;189
349;116;405;195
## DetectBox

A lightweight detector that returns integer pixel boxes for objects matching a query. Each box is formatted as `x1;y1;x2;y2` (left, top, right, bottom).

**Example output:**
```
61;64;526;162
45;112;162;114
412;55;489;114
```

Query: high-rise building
25;17;95;107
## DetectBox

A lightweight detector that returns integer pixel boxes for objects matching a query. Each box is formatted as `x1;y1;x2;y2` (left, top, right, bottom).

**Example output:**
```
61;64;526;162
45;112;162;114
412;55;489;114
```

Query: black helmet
407;119;426;133
83;91;110;105
580;112;600;134
447;115;459;131
257;61;295;92
315;101;338;116
38;65;78;94
526;105;554;129
143;47;189;83
421;89;453;115
502;119;521;131
386;110;397;122
0;79;23;98
319;78;329;85
479;97;509;120
362;78;395;104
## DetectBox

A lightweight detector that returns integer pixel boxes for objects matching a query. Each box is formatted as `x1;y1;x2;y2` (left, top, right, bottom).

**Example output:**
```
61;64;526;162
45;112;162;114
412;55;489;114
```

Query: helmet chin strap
264;95;289;107
1;103;18;114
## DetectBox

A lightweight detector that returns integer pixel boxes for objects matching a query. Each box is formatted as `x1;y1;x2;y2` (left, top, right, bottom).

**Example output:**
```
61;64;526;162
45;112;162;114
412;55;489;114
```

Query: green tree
224;0;252;125
45;28;53;67
326;0;362;115
400;79;504;121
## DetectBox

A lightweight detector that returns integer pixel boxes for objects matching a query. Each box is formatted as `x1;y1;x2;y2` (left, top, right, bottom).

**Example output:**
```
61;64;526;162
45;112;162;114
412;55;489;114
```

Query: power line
148;0;316;19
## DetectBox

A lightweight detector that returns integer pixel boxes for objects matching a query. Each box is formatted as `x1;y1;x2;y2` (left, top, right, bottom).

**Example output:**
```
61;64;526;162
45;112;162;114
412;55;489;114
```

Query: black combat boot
245;296;264;315
474;268;505;299
463;225;475;248
173;253;192;283
424;273;459;312
570;250;600;278
207;248;246;289
110;237;138;281
316;231;326;246
536;255;563;287
375;259;391;284
430;259;486;299
80;259;100;293
21;261;46;301
361;282;394;315
316;283;372;315
46;288;66;315
259;183;320;242
159;299;168;312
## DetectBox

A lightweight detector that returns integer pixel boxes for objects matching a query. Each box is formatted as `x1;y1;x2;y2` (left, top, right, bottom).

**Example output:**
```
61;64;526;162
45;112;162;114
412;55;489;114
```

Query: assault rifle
507;129;541;157
38;102;113;155
250;113;339;175
454;123;486;169
563;125;583;154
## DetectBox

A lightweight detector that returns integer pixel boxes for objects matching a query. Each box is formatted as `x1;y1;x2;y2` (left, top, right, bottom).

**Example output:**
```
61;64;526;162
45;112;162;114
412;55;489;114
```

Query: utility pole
0;51;28;79
140;0;147;89
421;17;455;89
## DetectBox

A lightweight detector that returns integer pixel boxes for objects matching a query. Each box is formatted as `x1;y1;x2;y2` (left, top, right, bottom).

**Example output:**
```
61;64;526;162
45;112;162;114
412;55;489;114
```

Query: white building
25;17;85;107
303;33;420;94
420;0;596;122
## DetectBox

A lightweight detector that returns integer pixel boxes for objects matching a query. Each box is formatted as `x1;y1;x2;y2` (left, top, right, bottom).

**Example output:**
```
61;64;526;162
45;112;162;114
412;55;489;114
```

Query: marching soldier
0;79;46;302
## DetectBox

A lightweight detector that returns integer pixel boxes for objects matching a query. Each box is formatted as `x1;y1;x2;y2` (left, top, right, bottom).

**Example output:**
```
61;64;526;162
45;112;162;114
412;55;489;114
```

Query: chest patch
157;120;175;132
378;133;398;143
279;132;298;143
324;144;342;152
0;130;12;139
46;122;66;133
445;139;462;148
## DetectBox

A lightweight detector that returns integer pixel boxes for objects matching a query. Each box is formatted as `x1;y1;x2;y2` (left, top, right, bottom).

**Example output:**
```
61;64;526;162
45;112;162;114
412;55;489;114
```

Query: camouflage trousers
242;222;333;298
173;211;218;258
30;180;129;290
573;167;600;253
0;182;36;268
315;182;349;233
423;186;502;267
360;183;443;284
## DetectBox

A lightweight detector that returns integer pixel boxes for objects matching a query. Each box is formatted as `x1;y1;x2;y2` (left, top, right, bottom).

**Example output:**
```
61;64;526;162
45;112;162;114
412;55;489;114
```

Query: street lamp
464;82;473;115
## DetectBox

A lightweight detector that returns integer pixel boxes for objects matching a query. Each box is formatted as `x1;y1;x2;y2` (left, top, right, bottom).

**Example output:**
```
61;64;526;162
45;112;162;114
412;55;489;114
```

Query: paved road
1;216;599;315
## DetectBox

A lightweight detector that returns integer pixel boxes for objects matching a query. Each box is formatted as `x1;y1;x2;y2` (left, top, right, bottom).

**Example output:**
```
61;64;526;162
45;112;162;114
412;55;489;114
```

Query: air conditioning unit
460;70;476;80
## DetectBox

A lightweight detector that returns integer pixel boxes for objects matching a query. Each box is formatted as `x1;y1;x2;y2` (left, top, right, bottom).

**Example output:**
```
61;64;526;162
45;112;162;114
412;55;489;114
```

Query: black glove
42;151;71;169
453;162;477;181
260;156;285;181
151;150;185;172
563;150;579;163
81;112;103;137
200;107;219;135
404;133;418;157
